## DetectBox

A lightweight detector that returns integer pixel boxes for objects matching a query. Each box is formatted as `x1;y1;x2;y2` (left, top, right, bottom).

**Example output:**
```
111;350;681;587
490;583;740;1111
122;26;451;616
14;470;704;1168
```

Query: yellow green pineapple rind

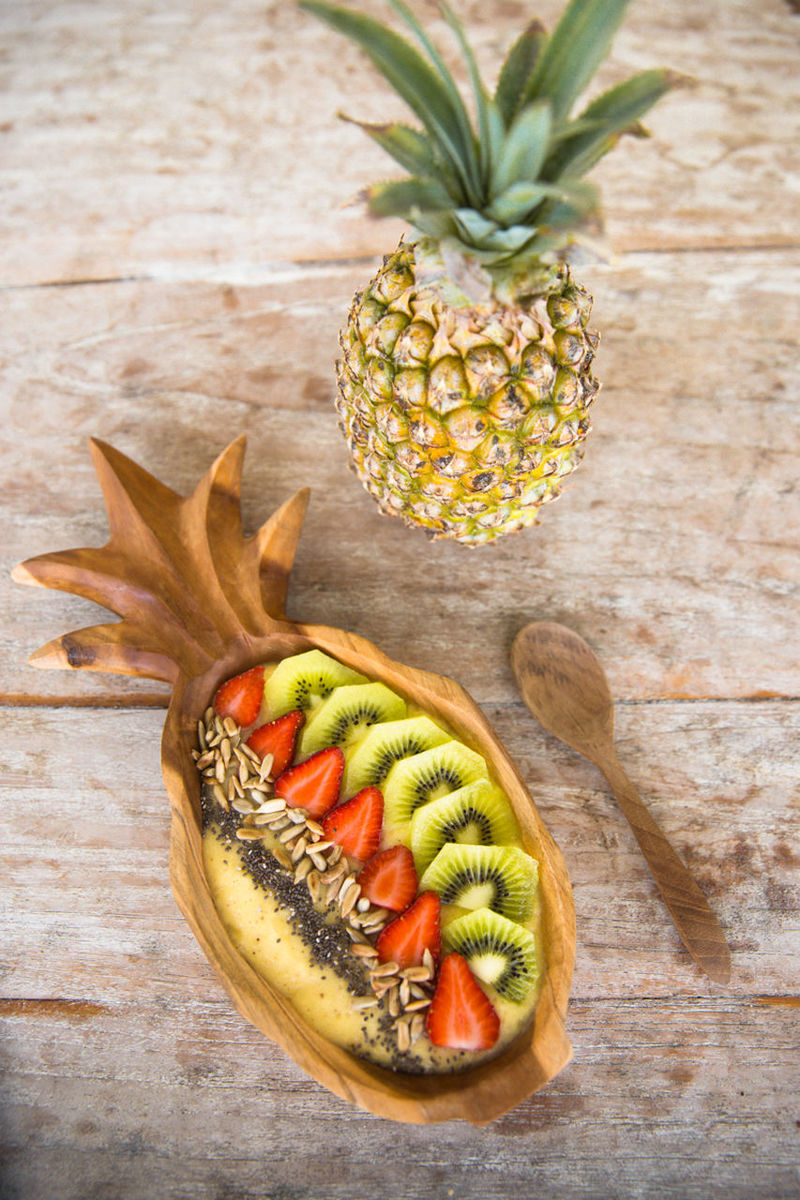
338;241;599;545
301;0;676;544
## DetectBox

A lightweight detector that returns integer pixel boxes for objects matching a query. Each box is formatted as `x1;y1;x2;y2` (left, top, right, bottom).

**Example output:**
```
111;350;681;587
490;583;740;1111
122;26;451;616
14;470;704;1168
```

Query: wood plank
1;0;799;287
2;705;797;1198
1;998;798;1199
1;704;796;1006
3;249;799;704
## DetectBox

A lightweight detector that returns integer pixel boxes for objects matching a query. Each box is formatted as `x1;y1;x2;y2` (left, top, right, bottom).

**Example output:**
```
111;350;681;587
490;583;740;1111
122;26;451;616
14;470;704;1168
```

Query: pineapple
302;0;675;545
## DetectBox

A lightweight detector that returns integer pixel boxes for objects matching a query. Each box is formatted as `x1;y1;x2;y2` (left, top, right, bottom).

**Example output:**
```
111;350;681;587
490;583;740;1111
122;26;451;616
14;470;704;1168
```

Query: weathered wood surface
1;0;799;289
1;0;799;1195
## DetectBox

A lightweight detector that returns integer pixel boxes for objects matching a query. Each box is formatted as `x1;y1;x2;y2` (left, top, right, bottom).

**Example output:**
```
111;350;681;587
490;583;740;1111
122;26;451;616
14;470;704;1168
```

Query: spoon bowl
511;621;731;985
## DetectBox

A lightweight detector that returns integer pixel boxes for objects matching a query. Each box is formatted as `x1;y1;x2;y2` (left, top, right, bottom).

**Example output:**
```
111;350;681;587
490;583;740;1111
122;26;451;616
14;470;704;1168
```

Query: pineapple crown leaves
13;438;310;685
301;0;678;269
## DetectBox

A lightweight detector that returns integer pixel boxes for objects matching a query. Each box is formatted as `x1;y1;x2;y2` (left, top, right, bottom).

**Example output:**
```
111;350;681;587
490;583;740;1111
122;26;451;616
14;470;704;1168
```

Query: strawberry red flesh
375;890;441;969
213;665;264;728
322;786;383;862
247;710;304;777
358;845;418;912
426;952;500;1052
274;746;344;818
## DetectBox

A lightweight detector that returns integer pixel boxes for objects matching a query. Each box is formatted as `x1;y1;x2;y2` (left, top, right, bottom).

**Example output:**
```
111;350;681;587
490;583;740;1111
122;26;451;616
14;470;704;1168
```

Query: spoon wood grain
511;621;731;985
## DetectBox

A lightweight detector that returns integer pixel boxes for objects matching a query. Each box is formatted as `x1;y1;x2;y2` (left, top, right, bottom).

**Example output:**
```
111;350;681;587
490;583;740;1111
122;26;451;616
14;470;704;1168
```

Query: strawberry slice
247;710;304;777
358;845;418;912
426;952;500;1052
274;746;344;818
322;786;383;862
375;890;441;969
213;665;264;727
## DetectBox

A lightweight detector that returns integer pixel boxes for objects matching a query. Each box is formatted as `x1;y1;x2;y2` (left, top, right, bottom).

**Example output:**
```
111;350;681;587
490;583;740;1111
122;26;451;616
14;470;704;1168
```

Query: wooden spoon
511;621;731;985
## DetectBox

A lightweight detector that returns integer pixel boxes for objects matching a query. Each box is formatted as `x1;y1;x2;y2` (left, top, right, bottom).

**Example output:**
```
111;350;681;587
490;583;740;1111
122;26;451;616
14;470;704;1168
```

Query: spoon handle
599;751;731;984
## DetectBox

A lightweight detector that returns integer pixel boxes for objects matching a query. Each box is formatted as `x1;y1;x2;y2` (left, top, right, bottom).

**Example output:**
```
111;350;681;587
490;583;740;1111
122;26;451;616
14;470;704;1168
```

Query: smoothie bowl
13;437;575;1123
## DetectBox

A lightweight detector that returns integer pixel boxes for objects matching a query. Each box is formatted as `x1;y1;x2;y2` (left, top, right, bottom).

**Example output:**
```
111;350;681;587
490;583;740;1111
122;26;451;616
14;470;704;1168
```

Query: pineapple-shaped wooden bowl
13;437;575;1124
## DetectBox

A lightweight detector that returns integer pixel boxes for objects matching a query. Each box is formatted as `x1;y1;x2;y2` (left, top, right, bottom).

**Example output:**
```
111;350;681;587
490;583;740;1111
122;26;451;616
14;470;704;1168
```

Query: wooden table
2;1;798;1196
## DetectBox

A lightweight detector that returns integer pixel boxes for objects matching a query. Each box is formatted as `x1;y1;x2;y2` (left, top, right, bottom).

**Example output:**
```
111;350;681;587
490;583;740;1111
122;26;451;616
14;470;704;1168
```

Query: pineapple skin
336;242;600;546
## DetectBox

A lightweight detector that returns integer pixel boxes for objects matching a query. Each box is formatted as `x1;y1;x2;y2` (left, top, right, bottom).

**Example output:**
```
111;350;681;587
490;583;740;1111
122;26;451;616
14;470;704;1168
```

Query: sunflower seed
232;775;244;798
395;1018;411;1053
327;843;343;865
404;997;431;1012
215;757;226;784
272;845;292;871
388;989;400;1017
259;754;274;782
268;816;291;832
401;965;432;983
370;961;399;979
211;783;229;811
223;717;239;737
237;827;268;841
197;720;207;750
203;705;215;724
350;942;379;959
254;798;287;816
238;760;250;788
220;737;231;766
279;824;304;845
351;996;379;1011
410;1013;426;1043
399;980;411;1007
305;819;325;839
346;926;370;944
422;948;435;974
231;797;257;814
356;897;371;913
241;742;260;764
308;850;329;872
196;750;214;770
226;777;236;805
287;807;308;824
307;838;333;854
307;870;321;903
291;836;308;863
294;857;312;883
340;882;360;918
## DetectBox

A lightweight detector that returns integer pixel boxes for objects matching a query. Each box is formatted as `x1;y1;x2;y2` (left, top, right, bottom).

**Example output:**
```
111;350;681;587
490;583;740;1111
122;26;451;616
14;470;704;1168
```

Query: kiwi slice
409;780;522;875
419;844;538;923
382;740;489;828
299;681;406;757
343;715;450;795
265;649;367;717
443;908;539;1004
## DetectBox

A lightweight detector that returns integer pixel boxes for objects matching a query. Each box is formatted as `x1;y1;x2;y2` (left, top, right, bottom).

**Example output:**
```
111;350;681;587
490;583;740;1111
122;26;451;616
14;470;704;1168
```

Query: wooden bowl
13;436;575;1124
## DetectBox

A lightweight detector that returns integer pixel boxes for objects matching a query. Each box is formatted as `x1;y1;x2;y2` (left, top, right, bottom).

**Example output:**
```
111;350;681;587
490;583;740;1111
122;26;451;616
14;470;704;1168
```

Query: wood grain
2;0;799;1190
511;622;731;984
13;438;576;1123
1;0;798;288
3;248;799;707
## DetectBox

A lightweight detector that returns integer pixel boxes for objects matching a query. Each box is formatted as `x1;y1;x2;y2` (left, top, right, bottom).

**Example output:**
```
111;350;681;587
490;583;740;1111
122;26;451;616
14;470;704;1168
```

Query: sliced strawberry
274;746;344;818
247;710;304;777
375;890;441;969
213;665;264;727
322;786;383;862
358;845;418;912
426;952;500;1052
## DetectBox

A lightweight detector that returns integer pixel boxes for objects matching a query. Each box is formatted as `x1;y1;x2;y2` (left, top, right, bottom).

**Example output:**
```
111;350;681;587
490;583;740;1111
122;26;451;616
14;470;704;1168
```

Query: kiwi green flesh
409;780;522;874
264;649;366;717
299;681;406;756
383;741;489;828
419;844;538;924
344;715;449;795
443;907;538;1004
